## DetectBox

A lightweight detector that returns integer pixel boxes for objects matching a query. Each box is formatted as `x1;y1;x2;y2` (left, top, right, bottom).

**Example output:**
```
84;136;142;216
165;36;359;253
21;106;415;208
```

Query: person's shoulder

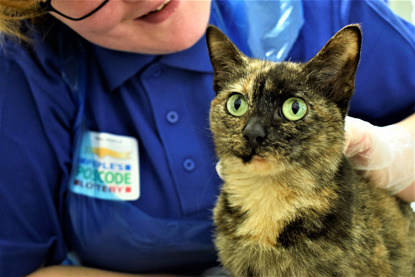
0;21;80;117
1;29;61;80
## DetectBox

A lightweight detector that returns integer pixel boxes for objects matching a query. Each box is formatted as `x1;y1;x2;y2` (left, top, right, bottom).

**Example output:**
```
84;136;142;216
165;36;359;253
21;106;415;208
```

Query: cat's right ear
206;25;248;93
304;25;362;116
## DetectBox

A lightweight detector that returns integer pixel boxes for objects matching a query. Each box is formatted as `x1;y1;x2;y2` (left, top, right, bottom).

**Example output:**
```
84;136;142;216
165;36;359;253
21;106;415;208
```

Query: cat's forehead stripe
262;62;304;94
248;60;275;98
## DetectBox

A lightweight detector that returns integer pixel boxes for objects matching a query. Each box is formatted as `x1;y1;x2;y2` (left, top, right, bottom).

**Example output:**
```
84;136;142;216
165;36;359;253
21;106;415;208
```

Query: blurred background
388;0;415;24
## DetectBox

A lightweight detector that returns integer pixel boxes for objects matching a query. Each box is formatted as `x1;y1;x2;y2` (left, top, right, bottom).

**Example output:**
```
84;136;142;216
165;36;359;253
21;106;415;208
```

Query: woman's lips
136;0;179;24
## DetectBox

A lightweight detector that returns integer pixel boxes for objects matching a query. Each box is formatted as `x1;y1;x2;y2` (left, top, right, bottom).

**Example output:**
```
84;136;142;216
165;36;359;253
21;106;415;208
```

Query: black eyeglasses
39;0;110;21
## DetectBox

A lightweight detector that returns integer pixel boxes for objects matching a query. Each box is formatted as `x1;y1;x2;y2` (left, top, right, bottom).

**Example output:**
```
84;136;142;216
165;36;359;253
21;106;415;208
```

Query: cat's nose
243;116;266;147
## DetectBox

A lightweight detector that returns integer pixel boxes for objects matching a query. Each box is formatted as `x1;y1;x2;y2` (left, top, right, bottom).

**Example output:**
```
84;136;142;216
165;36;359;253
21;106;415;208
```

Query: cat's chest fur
215;163;334;247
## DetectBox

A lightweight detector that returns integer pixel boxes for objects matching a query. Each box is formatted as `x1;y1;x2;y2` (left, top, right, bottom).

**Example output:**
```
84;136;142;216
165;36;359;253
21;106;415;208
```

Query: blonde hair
0;0;43;41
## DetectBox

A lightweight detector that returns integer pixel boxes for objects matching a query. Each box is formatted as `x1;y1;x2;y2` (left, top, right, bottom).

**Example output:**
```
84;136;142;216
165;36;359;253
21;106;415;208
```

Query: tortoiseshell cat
206;25;414;276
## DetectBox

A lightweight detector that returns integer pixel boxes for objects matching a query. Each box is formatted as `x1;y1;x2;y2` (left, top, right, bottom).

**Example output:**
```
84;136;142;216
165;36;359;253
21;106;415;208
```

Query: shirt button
166;110;179;124
151;65;162;77
183;158;196;172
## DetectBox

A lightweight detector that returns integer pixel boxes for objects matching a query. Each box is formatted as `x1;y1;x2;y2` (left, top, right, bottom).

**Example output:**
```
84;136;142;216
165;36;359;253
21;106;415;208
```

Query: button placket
141;63;217;215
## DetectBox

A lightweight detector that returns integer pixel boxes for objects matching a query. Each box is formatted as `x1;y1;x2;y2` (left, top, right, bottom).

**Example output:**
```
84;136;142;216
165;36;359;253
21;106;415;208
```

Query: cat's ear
206;25;248;92
304;25;362;115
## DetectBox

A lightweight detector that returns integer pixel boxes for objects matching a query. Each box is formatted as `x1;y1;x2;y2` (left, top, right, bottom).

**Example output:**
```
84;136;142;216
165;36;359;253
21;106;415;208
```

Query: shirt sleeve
0;41;76;275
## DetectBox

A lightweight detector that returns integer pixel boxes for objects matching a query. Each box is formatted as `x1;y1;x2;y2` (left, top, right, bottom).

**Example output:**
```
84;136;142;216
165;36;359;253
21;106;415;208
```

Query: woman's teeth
150;0;171;14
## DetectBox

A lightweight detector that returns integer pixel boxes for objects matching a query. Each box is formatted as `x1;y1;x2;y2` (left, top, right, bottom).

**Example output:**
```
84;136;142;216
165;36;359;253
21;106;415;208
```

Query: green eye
282;97;307;121
226;93;248;117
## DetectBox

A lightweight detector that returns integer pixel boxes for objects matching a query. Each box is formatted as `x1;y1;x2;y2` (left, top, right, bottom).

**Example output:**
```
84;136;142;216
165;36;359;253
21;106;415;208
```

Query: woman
0;0;414;276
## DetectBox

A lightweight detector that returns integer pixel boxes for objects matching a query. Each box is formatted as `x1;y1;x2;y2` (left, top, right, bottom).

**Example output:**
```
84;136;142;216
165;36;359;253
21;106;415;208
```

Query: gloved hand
344;116;415;195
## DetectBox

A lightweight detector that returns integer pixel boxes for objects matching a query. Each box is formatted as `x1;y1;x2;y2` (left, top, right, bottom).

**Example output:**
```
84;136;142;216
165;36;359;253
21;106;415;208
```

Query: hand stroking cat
206;25;415;276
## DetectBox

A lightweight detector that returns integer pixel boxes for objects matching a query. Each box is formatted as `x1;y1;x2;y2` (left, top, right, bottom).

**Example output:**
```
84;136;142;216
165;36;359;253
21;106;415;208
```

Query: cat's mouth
240;154;275;173
240;151;256;163
241;155;253;163
241;153;265;163
237;145;269;164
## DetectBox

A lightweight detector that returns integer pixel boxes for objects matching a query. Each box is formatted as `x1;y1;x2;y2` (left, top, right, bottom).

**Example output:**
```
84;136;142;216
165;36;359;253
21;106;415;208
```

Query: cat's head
206;25;361;180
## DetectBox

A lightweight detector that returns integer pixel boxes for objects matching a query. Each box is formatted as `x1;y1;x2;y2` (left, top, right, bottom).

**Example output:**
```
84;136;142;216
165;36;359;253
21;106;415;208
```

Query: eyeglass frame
39;0;110;21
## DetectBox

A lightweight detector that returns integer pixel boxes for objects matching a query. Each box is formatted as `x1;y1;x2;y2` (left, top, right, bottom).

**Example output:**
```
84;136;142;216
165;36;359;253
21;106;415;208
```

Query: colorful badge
70;131;140;201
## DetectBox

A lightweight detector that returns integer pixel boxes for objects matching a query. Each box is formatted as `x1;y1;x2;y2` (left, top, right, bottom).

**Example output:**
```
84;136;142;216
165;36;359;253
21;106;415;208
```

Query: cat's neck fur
217;154;352;247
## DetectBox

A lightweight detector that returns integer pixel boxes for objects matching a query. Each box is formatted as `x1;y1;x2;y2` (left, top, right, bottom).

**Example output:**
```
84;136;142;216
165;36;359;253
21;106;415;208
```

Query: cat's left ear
206;25;248;93
304;25;362;115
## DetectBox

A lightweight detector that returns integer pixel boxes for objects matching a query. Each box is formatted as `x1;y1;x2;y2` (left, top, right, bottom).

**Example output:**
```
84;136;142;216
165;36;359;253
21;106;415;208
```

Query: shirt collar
160;37;213;73
92;35;213;91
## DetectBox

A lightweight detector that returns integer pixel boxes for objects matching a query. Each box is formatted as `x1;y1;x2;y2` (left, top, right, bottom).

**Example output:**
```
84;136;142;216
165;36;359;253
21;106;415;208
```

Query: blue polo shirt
0;0;414;276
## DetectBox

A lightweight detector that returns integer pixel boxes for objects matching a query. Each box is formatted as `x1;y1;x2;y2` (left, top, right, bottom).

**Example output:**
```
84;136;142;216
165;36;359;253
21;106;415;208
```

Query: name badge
70;131;140;201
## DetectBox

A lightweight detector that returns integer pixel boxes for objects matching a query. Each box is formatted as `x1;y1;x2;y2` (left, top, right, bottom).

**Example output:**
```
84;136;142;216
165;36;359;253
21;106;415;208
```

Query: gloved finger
344;116;373;158
344;116;395;170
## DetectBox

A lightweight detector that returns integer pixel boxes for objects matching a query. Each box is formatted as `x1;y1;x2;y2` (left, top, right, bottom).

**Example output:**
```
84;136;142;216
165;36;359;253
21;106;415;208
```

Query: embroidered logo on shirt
70;131;140;201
